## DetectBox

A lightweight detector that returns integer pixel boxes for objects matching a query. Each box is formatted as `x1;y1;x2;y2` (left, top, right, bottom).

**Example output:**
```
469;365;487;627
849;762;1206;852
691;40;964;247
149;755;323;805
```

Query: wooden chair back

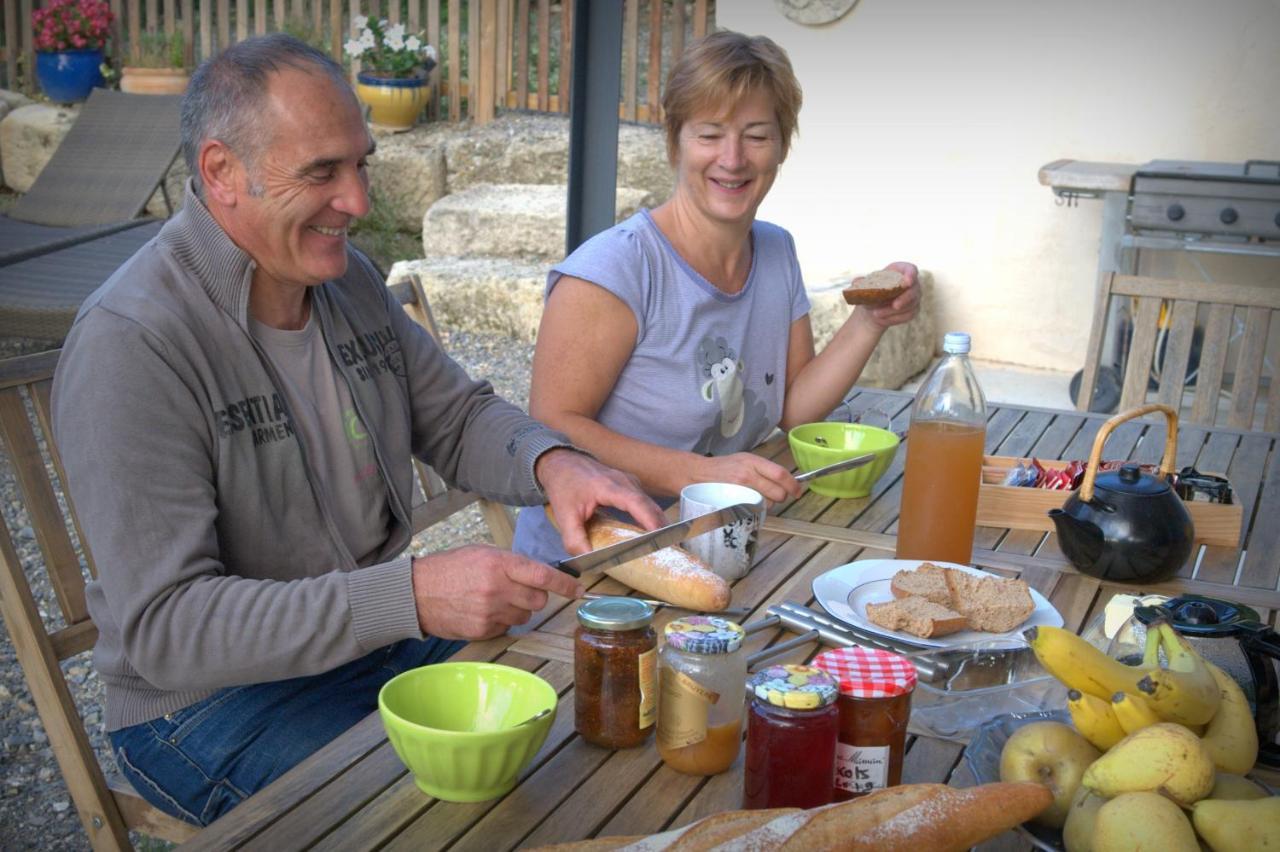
0;349;197;850
1078;273;1280;432
0;279;512;848
388;273;516;546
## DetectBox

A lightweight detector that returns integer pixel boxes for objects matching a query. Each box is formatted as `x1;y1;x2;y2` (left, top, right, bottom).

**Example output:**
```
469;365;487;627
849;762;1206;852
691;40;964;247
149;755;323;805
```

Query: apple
999;721;1102;828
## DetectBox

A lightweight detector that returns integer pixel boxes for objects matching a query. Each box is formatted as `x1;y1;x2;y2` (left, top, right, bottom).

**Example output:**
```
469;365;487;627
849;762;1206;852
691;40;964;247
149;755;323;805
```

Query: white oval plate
812;558;1064;648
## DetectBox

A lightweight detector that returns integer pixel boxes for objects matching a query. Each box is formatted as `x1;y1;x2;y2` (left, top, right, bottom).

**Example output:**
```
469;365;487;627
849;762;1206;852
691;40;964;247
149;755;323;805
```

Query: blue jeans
109;637;464;826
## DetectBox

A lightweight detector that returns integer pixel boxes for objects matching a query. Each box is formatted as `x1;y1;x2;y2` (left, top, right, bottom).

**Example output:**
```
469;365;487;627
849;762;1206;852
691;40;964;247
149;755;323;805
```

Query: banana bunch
1020;622;1275;852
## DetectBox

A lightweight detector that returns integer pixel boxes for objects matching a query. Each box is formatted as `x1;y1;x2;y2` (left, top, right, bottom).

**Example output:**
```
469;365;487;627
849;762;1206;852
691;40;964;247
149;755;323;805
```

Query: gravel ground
0;329;535;851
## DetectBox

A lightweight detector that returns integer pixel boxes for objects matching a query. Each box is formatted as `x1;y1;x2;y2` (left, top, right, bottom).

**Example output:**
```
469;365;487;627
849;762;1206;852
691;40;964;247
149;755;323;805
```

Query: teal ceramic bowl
787;422;901;498
378;662;557;802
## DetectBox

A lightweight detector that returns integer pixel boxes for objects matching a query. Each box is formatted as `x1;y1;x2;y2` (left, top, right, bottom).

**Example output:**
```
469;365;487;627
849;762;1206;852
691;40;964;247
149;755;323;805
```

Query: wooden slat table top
185;391;1280;851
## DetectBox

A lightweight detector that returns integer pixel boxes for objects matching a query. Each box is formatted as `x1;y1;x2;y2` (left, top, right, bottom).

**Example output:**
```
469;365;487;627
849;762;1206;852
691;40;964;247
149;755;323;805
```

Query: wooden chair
389;273;517;546
1078;273;1280;432
0;280;516;849
0;349;197;850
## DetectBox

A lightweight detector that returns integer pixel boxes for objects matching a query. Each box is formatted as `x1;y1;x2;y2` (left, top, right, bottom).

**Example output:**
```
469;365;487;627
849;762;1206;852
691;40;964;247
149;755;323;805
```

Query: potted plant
120;30;189;95
343;16;438;131
31;0;114;104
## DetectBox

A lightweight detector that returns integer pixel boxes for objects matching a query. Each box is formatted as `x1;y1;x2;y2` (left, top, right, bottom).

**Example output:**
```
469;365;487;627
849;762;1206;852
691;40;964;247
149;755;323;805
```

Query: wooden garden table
183;389;1280;851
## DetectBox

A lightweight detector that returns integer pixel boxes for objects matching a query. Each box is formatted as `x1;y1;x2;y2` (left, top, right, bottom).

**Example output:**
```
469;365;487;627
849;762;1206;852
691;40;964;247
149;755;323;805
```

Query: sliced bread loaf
890;562;953;605
944;571;1036;633
865;596;969;638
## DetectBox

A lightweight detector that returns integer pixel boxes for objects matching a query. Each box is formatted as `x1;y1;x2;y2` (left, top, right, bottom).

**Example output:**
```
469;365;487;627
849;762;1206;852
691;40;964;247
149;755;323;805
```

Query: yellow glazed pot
356;71;431;131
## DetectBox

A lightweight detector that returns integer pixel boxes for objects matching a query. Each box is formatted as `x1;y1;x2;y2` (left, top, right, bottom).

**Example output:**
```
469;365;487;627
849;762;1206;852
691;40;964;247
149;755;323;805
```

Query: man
51;33;665;826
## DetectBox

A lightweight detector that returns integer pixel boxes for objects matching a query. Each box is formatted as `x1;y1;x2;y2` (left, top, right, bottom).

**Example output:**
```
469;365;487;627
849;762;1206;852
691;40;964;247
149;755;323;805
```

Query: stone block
443;113;672;203
0;89;33;112
367;129;448;232
807;269;938;389
422;183;653;262
0;102;78;192
387;256;548;342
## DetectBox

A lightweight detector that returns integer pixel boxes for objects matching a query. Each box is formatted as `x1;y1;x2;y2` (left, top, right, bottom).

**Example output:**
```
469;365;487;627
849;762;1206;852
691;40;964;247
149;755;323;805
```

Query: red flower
30;0;113;53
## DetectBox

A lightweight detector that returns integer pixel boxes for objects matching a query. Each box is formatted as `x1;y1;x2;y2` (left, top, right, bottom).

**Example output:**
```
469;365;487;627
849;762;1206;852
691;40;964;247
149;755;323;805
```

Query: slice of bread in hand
945;570;1036;633
842;269;908;306
866;596;969;638
890;563;953;605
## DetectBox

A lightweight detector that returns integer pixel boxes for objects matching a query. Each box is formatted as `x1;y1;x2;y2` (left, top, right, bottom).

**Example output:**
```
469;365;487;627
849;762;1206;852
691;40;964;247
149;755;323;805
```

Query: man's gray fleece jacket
51;189;571;731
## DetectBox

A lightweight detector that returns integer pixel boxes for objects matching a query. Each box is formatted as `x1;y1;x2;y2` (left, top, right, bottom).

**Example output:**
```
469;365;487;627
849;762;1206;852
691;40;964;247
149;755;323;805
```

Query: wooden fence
1;0;712;125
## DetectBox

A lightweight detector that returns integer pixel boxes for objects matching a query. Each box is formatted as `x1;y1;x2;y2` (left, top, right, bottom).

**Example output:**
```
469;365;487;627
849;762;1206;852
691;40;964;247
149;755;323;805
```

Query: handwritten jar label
834;743;889;795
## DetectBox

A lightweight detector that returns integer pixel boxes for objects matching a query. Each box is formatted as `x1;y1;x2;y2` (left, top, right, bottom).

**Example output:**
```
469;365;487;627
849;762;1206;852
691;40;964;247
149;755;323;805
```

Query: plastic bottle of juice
895;332;987;564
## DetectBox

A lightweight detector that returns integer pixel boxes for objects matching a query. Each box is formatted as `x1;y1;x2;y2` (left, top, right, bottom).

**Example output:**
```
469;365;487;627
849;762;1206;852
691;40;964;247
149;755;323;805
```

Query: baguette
528;782;1053;851
842;269;909;306
549;510;732;612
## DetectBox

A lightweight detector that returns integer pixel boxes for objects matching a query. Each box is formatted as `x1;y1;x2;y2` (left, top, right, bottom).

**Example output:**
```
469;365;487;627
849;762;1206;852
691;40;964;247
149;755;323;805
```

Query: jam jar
742;663;839;810
657;616;747;776
813;646;917;800
574;597;657;748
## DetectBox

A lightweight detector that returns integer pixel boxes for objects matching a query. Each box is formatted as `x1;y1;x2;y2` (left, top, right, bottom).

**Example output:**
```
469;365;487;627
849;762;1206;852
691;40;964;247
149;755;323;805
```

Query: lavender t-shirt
513;209;809;563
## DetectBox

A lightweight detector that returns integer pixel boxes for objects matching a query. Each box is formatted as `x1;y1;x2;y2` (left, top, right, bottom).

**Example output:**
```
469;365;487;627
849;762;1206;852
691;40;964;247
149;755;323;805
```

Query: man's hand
411;545;584;640
858;261;921;332
535;448;666;556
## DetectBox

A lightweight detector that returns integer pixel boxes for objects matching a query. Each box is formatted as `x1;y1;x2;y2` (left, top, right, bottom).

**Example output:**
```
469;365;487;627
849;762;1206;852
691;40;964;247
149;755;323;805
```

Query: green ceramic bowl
378;662;557;802
787;422;901;498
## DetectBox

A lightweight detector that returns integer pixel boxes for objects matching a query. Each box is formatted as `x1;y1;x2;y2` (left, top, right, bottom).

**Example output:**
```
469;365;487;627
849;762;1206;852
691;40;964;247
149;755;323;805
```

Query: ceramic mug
678;483;766;581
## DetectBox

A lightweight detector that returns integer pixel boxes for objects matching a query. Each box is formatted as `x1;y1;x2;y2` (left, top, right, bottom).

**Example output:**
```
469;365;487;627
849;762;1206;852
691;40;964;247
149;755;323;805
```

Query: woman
514;31;919;562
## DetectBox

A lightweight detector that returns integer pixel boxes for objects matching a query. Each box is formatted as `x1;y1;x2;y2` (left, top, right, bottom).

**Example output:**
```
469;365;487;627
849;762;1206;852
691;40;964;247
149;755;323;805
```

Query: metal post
565;0;623;255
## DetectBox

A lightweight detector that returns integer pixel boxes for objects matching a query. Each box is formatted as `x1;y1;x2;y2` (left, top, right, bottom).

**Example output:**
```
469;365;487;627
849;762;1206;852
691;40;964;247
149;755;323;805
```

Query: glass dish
906;641;1068;743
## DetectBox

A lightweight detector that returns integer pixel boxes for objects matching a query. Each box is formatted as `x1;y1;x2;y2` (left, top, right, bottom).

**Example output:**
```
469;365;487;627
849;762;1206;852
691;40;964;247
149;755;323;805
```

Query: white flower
359;30;376;50
352;14;368;31
385;33;405;51
423;44;438;62
385;23;406;43
342;37;365;58
405;35;422;53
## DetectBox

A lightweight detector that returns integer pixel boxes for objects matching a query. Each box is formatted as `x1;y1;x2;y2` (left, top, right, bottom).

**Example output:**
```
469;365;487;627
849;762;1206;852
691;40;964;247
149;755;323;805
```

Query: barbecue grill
1040;158;1280;411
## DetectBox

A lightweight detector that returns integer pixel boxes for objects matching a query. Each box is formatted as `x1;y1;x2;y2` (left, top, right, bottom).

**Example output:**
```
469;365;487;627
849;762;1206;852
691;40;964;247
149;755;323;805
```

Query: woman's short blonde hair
662;31;802;164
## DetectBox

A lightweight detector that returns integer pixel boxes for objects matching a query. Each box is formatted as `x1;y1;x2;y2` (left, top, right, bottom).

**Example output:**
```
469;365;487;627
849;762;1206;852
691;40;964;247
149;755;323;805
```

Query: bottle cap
943;332;971;354
664;616;745;654
577;597;654;631
746;664;838;710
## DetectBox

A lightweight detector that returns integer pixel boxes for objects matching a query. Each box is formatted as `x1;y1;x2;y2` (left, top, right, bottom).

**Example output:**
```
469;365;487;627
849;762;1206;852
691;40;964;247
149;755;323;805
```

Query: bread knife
551;502;758;578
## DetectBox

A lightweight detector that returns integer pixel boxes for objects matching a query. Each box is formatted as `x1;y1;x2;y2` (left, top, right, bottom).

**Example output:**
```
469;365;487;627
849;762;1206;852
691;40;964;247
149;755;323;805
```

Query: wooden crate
976;455;1243;547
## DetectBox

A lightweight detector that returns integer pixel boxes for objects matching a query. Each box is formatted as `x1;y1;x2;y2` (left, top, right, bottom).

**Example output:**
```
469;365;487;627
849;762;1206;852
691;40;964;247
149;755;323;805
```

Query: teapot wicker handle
1079;404;1179;502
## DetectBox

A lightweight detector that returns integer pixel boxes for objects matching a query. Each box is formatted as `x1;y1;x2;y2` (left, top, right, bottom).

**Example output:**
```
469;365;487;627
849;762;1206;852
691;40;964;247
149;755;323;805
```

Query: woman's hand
855;261;921;333
693;452;803;504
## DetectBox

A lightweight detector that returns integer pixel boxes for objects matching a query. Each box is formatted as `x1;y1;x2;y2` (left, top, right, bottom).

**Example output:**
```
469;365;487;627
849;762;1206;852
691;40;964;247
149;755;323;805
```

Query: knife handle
549;559;581;578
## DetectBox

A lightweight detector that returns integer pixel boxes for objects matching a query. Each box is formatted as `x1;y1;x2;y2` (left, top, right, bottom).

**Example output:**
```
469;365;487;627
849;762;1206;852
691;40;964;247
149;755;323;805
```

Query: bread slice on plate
944;570;1036;633
890;562;953;606
866;596;969;639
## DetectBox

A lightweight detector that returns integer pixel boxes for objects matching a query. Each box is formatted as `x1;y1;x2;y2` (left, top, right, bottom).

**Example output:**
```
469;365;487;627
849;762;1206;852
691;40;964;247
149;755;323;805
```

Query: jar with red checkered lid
812;646;917;801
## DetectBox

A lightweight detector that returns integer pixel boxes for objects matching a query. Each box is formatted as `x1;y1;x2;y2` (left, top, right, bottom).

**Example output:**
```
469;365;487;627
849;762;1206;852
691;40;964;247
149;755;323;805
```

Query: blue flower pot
35;49;105;104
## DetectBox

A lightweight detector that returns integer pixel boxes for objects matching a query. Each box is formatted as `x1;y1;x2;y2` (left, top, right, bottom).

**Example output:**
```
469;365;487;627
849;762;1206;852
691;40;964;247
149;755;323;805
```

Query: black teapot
1049;404;1194;583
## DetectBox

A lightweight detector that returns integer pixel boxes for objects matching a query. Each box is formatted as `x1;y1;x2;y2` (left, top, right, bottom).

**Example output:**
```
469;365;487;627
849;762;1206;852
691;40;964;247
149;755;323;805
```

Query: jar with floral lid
657;616;747;776
742;663;839;810
812;646;917;801
573;597;657;749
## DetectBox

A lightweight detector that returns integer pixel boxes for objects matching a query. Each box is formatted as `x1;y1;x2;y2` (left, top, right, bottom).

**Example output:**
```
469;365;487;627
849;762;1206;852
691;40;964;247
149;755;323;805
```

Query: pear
1081;722;1215;807
1209;772;1269;800
1062;785;1107;852
1192;796;1280;851
1092;792;1199;852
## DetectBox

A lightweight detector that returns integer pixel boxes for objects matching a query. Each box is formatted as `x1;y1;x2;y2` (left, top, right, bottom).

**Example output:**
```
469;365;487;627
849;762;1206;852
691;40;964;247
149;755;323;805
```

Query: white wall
719;0;1280;370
